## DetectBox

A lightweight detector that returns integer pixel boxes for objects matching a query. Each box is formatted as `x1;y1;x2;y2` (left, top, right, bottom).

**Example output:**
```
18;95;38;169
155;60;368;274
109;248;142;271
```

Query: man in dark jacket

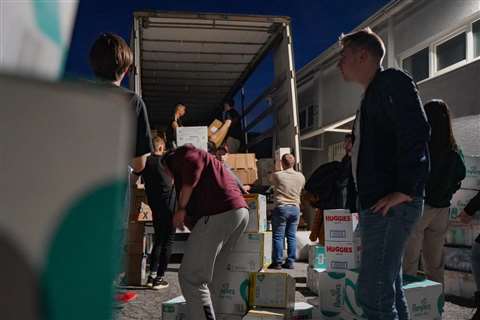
338;28;430;320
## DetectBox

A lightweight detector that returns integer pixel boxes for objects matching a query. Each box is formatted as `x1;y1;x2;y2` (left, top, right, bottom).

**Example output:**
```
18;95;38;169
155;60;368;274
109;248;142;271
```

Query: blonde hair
339;27;385;63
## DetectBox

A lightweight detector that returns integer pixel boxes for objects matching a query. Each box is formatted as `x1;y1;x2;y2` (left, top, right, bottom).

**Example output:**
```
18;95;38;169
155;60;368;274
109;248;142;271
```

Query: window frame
432;27;468;76
400;47;430;83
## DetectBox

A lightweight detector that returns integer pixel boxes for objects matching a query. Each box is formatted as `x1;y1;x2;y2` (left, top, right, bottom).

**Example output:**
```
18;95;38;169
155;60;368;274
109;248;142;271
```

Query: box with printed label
325;239;361;272
225;232;272;272
445;270;476;299
450;189;480;221
462;156;480;190
213;271;250;315
344;270;443;320
244;194;267;232
324;209;359;242
176;126;208;151
316;270;346;318
308;245;327;269
162;296;187;320
249;272;295;309
252;302;314;320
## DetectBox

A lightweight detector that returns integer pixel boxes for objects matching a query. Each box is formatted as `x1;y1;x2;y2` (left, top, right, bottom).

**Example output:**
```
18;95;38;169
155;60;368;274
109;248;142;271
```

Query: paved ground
116;262;476;320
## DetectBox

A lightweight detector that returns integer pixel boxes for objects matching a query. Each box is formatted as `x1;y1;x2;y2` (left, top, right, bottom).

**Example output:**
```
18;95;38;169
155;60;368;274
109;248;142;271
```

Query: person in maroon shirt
162;144;249;320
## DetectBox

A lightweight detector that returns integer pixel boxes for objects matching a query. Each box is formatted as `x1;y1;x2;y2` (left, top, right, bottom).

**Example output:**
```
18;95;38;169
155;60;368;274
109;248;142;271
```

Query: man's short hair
152;136;165;151
339;27;385;63
281;154;295;169
89;33;133;81
224;98;235;107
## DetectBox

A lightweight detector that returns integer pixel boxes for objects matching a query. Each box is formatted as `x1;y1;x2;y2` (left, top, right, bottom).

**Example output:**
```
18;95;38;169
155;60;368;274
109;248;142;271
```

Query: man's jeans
272;205;300;265
358;198;423;320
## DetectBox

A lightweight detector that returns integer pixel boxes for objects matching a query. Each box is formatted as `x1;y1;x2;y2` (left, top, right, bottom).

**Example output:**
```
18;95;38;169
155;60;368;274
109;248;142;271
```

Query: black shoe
146;276;154;287
282;262;295;269
152;277;169;290
268;263;282;270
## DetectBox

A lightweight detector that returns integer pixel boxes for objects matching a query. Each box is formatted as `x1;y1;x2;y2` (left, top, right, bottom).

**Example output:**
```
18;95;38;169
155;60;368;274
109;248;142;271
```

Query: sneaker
282;262;295;269
146;276;155;287
152;277;169;290
267;263;282;270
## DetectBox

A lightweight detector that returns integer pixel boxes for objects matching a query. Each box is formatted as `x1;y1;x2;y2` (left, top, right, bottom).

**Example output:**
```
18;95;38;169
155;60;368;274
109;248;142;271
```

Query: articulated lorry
129;11;301;167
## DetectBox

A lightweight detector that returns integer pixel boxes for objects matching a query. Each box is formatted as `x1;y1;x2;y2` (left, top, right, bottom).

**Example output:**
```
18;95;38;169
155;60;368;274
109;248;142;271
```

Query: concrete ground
116;262;476;320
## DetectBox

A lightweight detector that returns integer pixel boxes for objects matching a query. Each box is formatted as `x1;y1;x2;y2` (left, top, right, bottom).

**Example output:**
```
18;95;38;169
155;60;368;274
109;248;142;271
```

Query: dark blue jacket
354;68;430;209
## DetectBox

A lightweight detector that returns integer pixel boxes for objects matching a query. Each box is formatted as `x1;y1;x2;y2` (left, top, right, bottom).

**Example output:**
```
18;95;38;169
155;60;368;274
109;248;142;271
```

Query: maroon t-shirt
168;145;247;219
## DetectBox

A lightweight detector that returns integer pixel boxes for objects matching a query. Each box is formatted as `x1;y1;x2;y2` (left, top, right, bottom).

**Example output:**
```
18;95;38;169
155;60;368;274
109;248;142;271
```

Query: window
474;20;480;58
299;110;306;130
436;32;466;71
402;48;429;82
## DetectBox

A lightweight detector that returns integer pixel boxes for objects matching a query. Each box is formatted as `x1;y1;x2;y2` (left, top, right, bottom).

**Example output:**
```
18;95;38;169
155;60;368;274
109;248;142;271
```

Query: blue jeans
358;198;423;320
272;205;300;265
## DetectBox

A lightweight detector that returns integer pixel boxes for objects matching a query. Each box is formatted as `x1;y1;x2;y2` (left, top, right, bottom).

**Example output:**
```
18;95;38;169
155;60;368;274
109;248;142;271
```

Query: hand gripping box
324;209;360;242
162;296;187;320
308;244;327;269
344;270;443;320
213;271;250;315
244;194;268;232
249;272;295;309
325;239;361;272
225;232;272;272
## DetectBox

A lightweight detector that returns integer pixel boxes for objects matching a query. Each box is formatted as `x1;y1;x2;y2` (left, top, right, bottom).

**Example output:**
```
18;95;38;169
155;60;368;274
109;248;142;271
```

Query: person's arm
131;155;148;173
460;191;480;224
372;71;430;215
132;96;152;172
172;120;179;130
173;184;194;229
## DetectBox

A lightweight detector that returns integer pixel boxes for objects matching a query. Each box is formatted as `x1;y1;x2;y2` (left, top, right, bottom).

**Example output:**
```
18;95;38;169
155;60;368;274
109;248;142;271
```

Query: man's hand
173;208;187;229
371;192;413;216
459;210;473;224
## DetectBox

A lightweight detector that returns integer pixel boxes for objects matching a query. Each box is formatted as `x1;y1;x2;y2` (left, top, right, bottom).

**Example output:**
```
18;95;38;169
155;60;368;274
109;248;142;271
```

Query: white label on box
325;240;361;271
462;156;480;190
245;195;267;232
450;189;480;221
324;210;359;242
162;296;187;320
317;270;345;317
213;271;250;315
250;273;295;309
176;126;208;151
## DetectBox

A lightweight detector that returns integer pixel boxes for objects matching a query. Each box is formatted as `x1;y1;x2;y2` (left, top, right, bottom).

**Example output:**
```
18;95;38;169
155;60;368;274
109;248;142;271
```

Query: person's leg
271;207;287;266
285;206;300;267
421;207;449;285
357;198;423;320
147;207;162;283
178;208;249;320
156;213;174;278
403;206;432;276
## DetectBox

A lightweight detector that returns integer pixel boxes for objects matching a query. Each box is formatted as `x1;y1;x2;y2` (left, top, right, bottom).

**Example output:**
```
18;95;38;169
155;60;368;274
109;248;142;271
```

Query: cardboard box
249;272;295;309
317;270;346;318
445;270;476;299
130;187;153;221
209;119;223;135
162;296;187;320
325;239;361;272
225;232;272;272
176;126;208;151
308;245;327;269
462;156;480;190
344;270;443;320
243;303;314;320
213;271;250;315
126;222;144;243
450;189;480;221
244;194;268;232
256;158;274;186
227;153;257;170
242;310;284;320
324;210;359;243
233;168;258;185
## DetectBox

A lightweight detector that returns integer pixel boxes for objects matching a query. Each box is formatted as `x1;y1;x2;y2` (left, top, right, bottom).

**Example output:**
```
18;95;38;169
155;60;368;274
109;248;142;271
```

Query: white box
324;210;360;243
445;270;476;299
249;272;295;309
162;296;187;320
213;271;250;315
325;240;361;272
308;245;327;269
317;270;346;318
450;189;480;221
252;302;315;320
176;126;208;151
344;270;443;320
225;232;272;272
462;156;480;190
244;194;267;232
307;267;322;295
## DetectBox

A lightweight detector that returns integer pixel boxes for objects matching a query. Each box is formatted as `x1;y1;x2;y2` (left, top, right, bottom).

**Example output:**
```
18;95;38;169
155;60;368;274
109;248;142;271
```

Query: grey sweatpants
179;208;249;320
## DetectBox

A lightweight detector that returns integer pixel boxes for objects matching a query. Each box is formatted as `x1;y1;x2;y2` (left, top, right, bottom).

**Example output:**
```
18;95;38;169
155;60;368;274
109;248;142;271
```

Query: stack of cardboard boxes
445;155;480;299
226;153;259;185
124;221;147;285
306;209;444;319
